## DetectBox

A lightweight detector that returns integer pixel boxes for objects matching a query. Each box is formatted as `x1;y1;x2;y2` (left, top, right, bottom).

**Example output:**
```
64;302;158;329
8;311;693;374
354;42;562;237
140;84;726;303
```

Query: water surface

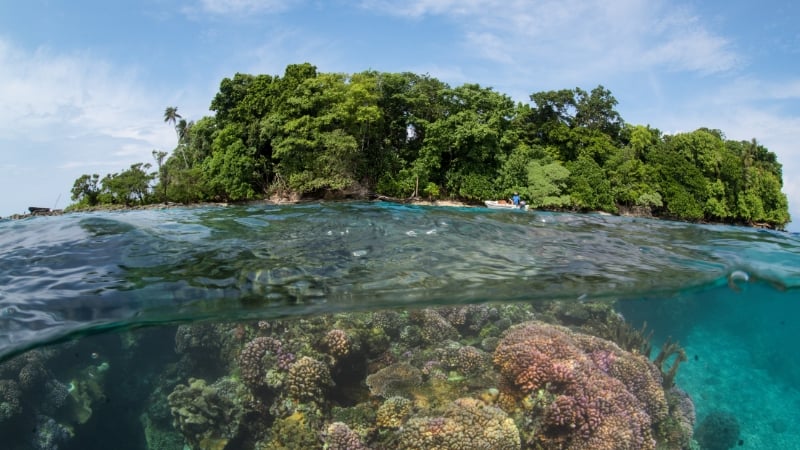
0;202;798;449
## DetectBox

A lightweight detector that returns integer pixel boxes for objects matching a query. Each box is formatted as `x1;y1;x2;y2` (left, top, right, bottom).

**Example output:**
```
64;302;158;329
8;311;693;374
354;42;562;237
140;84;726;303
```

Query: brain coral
493;321;667;450
396;397;520;450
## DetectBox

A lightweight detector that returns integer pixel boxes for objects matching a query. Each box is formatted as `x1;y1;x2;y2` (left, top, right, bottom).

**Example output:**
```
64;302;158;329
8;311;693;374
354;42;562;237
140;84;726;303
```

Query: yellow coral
376;396;412;428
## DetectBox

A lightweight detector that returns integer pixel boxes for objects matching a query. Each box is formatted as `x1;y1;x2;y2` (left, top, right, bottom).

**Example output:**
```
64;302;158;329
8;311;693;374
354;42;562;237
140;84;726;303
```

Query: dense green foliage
68;63;790;228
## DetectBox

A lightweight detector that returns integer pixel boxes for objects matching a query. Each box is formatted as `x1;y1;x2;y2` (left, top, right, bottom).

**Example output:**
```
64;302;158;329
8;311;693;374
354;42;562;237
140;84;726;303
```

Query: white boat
485;200;528;211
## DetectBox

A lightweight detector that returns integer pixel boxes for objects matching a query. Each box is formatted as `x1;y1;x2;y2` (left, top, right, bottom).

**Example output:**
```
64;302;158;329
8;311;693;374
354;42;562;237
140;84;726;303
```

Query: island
66;63;790;230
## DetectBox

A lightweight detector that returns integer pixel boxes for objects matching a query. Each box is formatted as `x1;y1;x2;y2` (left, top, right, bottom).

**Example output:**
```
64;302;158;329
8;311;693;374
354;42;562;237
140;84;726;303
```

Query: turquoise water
0;201;798;449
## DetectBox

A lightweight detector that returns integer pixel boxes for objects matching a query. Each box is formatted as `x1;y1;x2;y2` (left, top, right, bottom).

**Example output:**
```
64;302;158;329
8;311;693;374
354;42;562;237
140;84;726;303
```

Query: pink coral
493;321;664;450
322;329;352;359
238;336;283;389
323;422;367;450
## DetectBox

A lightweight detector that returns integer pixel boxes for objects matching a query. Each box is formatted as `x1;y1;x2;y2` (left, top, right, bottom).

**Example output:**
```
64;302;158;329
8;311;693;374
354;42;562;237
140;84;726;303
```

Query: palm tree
164;106;182;127
164;106;188;167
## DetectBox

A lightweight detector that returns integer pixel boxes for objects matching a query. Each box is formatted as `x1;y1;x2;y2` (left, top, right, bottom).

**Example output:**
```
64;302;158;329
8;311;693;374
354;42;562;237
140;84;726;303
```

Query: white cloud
0;39;173;147
0;38;183;216
360;0;739;78
191;0;302;16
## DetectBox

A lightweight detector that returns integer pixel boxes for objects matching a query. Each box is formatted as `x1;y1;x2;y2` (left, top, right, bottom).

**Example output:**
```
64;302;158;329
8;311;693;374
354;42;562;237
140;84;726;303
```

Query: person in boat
511;192;520;206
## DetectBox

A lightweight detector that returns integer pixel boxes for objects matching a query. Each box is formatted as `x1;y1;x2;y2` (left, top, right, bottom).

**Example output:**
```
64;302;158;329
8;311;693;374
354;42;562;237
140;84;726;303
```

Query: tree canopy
68;63;791;229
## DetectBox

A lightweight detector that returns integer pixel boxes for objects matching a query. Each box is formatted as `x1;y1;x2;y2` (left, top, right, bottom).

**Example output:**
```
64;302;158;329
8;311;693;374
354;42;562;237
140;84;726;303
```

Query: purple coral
323;421;367;450
238;336;283;389
493;321;663;450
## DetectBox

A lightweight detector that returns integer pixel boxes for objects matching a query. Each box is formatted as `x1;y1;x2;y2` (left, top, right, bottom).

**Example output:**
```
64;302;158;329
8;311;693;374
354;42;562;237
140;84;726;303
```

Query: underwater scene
1;202;799;450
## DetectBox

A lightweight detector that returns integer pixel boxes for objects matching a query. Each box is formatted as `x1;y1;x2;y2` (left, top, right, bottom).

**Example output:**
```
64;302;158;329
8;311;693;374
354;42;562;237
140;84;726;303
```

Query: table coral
365;362;422;398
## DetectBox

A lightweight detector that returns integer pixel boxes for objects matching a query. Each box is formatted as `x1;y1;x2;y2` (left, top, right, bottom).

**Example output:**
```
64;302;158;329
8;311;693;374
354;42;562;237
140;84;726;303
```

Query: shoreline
2;196;778;230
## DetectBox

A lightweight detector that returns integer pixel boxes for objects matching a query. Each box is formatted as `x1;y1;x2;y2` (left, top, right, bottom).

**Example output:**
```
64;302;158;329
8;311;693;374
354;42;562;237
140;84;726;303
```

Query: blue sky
1;0;798;228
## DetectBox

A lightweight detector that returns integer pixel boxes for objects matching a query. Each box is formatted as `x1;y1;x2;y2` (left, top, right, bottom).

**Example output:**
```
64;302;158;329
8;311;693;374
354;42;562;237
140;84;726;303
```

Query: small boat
485;200;528;211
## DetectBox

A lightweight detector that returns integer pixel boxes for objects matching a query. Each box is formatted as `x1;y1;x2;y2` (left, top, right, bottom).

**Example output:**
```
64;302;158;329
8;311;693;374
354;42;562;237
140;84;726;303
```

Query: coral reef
175;323;238;378
0;379;22;421
322;421;368;450
259;410;322;449
3;299;698;450
31;415;71;450
321;329;354;359
410;309;460;344
493;321;667;449
376;396;413;428
396;397;520;450
286;356;334;403
365;362;422;398
167;377;248;450
238;336;285;391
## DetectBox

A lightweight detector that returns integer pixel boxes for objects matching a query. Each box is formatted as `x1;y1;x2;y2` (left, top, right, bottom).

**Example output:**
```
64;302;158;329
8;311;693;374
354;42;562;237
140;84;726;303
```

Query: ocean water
0;201;798;449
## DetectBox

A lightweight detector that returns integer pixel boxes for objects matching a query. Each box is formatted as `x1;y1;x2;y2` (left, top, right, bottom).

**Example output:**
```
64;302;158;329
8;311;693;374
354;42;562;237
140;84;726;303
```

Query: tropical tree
152;150;168;202
70;174;101;206
102;163;155;205
164;106;182;127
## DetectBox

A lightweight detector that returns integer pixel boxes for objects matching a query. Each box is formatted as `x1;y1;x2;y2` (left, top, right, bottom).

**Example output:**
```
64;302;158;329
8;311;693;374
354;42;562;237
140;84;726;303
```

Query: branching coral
439;343;491;375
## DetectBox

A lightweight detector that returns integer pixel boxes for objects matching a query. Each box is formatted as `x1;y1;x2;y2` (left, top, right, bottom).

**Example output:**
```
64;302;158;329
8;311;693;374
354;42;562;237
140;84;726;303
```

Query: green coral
167;377;248;450
259;410;322;450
